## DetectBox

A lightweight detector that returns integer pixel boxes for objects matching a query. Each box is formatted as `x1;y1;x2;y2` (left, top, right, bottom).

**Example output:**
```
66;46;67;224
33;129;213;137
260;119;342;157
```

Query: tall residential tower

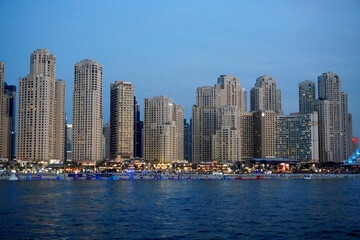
299;80;316;114
17;49;65;162
110;81;134;161
192;75;246;162
72;59;103;163
144;96;184;163
315;72;352;162
250;75;282;114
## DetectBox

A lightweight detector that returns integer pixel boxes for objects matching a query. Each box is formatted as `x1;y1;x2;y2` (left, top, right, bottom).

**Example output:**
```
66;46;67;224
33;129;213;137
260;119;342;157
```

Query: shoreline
2;172;360;181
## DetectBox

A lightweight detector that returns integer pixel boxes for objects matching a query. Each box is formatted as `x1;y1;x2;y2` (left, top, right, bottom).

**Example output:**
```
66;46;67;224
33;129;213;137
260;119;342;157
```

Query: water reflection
0;180;359;239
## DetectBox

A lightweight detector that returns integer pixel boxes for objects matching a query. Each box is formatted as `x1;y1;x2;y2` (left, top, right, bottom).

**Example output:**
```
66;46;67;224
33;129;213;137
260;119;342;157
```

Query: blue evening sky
1;0;359;137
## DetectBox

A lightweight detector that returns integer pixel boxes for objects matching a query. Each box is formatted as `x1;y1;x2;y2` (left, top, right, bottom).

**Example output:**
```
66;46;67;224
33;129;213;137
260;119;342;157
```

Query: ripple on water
0;180;360;239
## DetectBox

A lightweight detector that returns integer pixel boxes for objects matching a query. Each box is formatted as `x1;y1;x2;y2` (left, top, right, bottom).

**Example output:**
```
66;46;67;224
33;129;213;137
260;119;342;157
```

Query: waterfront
1;180;360;239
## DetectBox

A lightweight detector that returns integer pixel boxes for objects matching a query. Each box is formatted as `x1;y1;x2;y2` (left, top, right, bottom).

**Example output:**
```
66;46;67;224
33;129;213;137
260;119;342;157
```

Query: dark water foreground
0;180;359;239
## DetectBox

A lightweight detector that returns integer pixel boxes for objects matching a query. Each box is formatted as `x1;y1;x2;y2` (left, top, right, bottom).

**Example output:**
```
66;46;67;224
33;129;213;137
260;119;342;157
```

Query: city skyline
0;1;359;138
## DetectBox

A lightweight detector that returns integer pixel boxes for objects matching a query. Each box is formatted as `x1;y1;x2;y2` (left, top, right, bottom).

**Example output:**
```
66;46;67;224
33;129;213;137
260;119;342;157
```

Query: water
0;180;359;239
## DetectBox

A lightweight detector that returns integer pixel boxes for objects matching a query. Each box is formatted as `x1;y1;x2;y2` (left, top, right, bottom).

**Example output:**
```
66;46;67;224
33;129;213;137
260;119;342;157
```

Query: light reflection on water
0;180;360;239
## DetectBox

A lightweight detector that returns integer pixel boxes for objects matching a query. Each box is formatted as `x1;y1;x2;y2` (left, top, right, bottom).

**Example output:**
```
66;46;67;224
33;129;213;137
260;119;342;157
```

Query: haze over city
0;0;359;139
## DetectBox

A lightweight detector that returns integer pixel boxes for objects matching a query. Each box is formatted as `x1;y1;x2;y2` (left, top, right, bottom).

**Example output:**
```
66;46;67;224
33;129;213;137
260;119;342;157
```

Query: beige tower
250;75;282;114
144;96;184;163
73;60;103;163
55;80;65;161
110;81;134;160
192;86;220;162
315;72;352;162
192;75;246;163
212;105;241;163
217;75;247;112
17;49;65;162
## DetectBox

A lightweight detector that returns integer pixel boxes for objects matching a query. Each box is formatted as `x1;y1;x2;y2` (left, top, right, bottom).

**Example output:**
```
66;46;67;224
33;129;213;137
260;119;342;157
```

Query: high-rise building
315;72;352;162
65;123;72;161
212;105;241;163
0;62;4;159
250;75;282;114
103;123;110;160
192;86;220;162
253;110;276;159
299;80;316;114
55;80;65;161
276;113;319;162
134;97;143;158
184;119;192;162
1;84;16;160
17;49;65;162
72;59;103;163
240;112;254;161
144;96;184;163
192;75;246;162
110;81;134;160
217;75;247;112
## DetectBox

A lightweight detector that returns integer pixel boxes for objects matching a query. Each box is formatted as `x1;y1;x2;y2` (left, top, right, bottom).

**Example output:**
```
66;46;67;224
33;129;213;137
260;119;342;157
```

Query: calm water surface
0;180;359;239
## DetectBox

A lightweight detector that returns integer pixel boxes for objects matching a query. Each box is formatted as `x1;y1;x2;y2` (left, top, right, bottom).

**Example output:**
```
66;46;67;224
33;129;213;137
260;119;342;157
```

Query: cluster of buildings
0;49;357;167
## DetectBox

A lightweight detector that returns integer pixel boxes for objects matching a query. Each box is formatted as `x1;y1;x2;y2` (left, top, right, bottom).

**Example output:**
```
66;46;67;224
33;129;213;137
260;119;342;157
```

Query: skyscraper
103;122;110;160
212;105;241;163
65;123;72;161
17;49;65;162
299;80;316;114
240;112;254;161
315;72;352;162
0;62;4;159
192;75;246;162
184;119;192;162
276;113;319;162
250;75;282;114
253;110;276;159
2;84;16;160
72;59;103;163
134;97;143;158
144;96;184;163
192;86;219;162
110;81;134;160
55;80;65;161
217;75;247;112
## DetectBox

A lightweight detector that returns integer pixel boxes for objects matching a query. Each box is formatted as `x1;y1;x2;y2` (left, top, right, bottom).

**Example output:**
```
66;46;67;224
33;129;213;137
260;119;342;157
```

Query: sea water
0;180;359;239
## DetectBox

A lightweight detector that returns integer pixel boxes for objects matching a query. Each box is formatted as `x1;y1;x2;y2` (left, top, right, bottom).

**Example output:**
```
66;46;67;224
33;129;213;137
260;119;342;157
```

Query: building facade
72;59;103;162
144;96;184;163
17;49;65;162
192;75;246;162
250;75;282;114
276;113;319;162
299;80;316;114
0;62;4;159
315;72;352;162
1;84;16;160
134;97;143;158
240;112;254;161
212;105;241;163
184;119;192;162
103;123;110;160
65;123;72;161
253;110;276;159
110;81;134;160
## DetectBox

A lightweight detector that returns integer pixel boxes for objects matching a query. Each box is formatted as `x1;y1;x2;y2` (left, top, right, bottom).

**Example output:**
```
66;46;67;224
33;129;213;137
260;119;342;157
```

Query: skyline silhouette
0;0;359;137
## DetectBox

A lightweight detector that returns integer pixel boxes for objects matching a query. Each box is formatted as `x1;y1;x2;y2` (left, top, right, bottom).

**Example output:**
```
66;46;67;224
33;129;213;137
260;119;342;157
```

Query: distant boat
9;173;18;181
301;175;312;180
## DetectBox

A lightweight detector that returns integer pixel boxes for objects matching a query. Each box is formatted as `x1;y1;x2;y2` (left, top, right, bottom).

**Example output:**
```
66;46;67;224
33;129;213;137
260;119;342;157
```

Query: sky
0;0;359;137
